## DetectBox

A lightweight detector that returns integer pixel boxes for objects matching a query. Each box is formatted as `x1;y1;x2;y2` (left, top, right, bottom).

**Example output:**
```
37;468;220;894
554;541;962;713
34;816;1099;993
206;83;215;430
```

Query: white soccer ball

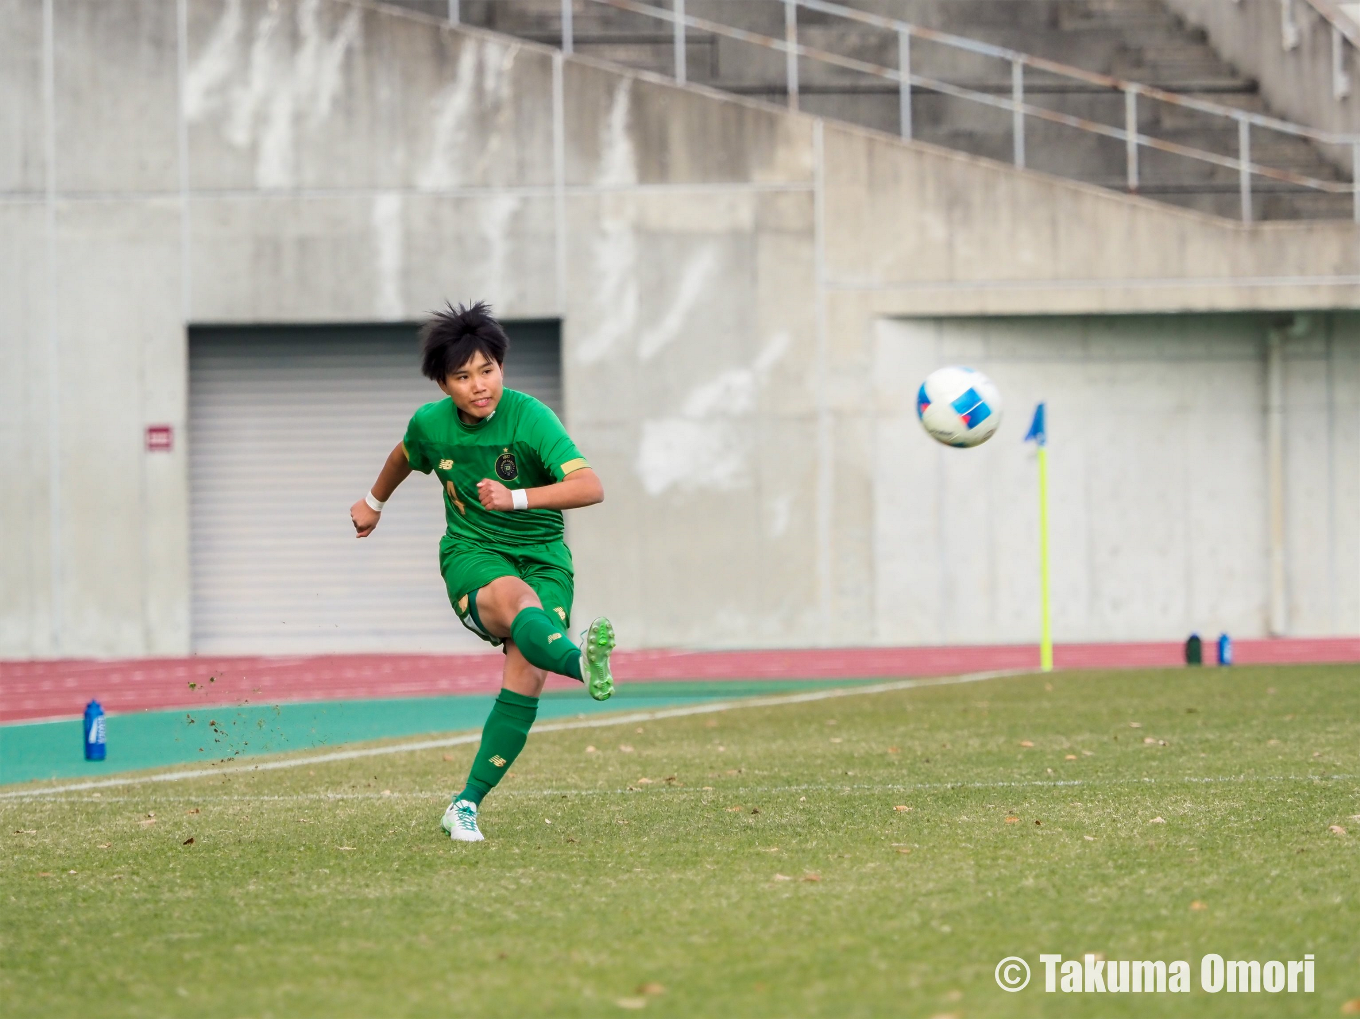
916;366;1003;448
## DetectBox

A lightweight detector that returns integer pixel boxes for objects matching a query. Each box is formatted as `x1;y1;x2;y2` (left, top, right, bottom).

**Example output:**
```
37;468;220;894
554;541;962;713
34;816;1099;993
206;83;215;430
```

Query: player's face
440;351;504;421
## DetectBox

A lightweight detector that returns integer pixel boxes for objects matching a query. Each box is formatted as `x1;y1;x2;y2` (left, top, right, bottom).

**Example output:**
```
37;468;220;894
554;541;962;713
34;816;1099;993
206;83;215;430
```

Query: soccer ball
916;366;1003;448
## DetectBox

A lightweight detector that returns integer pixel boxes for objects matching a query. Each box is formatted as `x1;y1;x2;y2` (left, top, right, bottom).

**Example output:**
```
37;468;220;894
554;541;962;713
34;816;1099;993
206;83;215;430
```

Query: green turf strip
0;680;870;786
2;666;1356;1018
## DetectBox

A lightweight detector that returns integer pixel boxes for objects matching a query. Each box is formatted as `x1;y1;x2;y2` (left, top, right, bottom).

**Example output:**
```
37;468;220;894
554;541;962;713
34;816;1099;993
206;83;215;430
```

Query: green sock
509;607;583;681
458;688;539;805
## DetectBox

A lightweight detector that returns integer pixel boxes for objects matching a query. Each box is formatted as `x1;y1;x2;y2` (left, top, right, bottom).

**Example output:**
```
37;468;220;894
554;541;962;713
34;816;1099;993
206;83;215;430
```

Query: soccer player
349;302;616;842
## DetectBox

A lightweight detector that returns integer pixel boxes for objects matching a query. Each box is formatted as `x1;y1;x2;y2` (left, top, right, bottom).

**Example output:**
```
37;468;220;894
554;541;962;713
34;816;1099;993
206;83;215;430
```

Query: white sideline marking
0;670;1021;799
27;773;1358;806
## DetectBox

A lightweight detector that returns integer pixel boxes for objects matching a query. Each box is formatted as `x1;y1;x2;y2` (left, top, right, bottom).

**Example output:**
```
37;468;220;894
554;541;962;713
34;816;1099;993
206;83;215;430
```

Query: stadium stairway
387;0;1353;220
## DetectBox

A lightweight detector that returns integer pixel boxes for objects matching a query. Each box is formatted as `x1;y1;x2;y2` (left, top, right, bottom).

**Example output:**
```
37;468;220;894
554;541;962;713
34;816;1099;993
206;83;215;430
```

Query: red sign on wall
145;425;173;452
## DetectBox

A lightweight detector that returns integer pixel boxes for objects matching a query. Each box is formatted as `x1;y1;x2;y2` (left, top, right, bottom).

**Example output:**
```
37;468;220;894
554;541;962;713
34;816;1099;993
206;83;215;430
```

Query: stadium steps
388;0;1352;221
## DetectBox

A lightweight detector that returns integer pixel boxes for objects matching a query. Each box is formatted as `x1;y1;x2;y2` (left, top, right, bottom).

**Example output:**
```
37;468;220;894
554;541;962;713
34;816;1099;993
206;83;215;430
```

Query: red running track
1;638;1356;723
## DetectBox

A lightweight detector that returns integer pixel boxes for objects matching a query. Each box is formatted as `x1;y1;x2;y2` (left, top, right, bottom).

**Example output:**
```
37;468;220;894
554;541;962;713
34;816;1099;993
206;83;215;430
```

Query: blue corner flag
1024;401;1046;446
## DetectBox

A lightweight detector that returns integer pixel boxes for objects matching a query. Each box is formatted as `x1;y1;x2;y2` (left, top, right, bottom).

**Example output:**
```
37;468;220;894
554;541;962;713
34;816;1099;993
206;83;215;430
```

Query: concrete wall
872;313;1359;644
1164;0;1360;140
1;0;1357;657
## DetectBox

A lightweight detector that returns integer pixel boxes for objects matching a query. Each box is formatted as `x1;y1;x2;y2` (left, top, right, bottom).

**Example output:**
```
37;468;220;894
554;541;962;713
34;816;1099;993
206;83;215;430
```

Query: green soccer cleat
579;617;616;701
440;799;484;842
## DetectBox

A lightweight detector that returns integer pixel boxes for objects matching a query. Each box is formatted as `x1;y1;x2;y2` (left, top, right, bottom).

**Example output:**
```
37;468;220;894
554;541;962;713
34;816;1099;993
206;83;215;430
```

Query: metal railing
524;0;1360;223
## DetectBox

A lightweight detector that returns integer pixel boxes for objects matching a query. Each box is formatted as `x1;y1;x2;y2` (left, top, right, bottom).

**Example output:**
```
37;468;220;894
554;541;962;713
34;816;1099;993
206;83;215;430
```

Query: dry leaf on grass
636;983;665;996
182;837;195;846
801;873;821;882
1190;901;1207;911
185;808;200;815
1143;737;1157;744
894;805;912;813
615;997;648;1010
1329;825;1347;836
338;846;356;851
14;829;36;835
635;778;653;785
1129;722;1142;728
1340;998;1360;1015
97;842;110;848
544;819;553;825
1004;817;1020;824
585;746;597;754
1149;817;1167;824
1065;754;1077;760
829;737;843;744
1019;741;1034;748
772;873;793;882
442;754;454;762
1083;835;1095;841
726;806;744;813
618;745;635;753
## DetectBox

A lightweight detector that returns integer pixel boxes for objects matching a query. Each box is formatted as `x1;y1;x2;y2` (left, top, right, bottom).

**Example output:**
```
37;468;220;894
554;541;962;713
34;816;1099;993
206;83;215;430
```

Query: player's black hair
419;301;510;381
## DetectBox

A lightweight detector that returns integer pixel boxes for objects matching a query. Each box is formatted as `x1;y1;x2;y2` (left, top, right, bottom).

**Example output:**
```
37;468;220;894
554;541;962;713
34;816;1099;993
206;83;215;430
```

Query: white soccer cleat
440;799;485;842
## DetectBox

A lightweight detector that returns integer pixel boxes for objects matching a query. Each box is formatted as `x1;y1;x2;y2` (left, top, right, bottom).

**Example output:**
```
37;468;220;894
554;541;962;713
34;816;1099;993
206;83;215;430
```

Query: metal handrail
573;0;1359;223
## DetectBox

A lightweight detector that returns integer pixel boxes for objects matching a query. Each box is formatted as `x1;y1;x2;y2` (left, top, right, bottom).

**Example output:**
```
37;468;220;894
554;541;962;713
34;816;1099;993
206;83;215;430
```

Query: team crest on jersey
495;450;518;481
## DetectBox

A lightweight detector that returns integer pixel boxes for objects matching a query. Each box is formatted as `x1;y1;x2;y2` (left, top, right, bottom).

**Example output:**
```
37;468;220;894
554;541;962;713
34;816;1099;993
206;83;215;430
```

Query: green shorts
439;536;575;647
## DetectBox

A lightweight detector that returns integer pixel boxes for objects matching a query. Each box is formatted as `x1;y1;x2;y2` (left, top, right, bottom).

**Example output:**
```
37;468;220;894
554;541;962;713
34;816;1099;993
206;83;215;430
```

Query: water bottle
1217;633;1233;666
83;700;107;761
1184;633;1202;666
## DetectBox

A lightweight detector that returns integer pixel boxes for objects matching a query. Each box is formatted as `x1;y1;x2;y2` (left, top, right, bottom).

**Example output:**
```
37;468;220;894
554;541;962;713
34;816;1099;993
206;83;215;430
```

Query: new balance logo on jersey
439;459;453;470
547;634;561;644
489;755;507;768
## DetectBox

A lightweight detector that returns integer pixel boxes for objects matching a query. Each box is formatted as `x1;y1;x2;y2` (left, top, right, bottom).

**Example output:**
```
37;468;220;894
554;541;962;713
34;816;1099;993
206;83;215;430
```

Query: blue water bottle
1217;633;1233;666
83;700;107;761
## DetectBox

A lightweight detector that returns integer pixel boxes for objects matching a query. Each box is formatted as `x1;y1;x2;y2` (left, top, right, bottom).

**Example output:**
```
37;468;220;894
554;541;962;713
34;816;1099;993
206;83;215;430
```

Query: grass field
3;665;1358;1017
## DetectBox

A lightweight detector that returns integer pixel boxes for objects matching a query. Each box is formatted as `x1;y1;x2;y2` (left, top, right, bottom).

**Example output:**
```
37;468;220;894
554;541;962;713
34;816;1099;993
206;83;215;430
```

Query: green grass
2;666;1358;1018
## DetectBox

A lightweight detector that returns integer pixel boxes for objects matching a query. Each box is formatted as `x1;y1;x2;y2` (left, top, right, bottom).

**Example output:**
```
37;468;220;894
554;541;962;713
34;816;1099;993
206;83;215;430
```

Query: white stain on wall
372;193;404;319
635;333;791;496
597;79;637;188
185;0;361;189
478;193;523;303
577;80;640;364
183;0;242;120
418;41;517;191
637;244;720;360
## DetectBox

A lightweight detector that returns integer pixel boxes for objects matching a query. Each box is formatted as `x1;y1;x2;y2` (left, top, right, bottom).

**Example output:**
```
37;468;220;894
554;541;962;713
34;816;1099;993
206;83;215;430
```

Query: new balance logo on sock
489;755;507;767
547;634;561;644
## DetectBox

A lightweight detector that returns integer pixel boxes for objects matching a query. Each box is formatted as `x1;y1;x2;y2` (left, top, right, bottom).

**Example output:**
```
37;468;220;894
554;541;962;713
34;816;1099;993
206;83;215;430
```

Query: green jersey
403;388;588;548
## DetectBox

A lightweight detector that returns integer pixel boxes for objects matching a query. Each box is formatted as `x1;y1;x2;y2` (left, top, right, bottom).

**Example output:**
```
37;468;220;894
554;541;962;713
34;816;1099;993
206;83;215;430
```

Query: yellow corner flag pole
1025;403;1053;672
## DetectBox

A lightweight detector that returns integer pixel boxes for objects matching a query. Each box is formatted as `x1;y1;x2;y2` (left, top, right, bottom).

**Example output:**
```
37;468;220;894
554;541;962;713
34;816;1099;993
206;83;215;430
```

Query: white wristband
511;488;529;511
364;491;386;512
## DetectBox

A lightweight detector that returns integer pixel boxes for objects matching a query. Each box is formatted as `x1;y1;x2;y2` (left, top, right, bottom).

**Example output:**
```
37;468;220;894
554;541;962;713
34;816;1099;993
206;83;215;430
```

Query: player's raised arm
350;441;413;537
475;466;603;512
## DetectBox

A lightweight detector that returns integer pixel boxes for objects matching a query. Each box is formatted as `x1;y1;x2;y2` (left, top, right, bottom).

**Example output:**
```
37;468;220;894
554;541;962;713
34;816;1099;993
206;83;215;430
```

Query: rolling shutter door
189;321;562;654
